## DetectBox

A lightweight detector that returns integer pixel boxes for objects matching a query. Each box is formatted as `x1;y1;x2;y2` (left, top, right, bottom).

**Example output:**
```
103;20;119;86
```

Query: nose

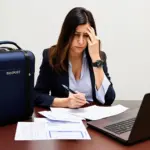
78;35;84;45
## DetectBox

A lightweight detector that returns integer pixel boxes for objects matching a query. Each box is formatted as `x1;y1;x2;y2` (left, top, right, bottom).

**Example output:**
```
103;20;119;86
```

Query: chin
70;47;85;55
75;47;85;53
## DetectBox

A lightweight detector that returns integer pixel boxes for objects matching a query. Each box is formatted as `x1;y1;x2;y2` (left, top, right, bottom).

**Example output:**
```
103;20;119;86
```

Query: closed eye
83;34;89;38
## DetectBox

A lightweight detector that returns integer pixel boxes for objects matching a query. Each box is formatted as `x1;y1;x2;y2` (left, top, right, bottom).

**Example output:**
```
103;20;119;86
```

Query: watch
92;60;104;68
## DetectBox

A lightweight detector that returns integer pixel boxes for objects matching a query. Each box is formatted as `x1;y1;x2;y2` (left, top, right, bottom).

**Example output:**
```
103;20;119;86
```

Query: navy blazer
34;48;116;108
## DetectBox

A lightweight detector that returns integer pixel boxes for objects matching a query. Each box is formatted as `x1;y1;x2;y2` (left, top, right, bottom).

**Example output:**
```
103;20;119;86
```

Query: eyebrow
75;31;88;35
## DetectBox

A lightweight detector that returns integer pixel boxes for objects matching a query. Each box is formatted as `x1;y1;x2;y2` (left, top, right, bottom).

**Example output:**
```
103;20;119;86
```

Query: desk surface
0;100;149;150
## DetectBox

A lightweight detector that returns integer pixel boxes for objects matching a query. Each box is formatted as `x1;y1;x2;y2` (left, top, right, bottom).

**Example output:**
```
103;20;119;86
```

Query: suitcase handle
0;41;21;49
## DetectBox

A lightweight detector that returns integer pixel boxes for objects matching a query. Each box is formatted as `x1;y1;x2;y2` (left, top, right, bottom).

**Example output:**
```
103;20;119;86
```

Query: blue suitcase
0;41;35;125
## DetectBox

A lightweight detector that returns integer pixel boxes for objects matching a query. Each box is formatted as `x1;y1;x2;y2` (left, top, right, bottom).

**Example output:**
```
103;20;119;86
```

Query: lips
76;47;84;48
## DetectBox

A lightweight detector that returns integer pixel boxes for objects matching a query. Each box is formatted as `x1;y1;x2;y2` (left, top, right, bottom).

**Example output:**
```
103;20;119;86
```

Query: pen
62;84;76;94
62;84;89;104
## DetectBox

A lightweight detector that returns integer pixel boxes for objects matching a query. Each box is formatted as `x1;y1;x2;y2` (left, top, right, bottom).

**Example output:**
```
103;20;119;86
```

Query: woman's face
69;23;90;55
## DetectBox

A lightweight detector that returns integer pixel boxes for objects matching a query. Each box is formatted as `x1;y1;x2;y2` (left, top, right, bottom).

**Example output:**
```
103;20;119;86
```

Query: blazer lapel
56;59;69;97
85;49;97;103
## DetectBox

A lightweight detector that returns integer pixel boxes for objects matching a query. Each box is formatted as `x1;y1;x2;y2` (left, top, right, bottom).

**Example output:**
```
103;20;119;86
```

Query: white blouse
69;53;110;104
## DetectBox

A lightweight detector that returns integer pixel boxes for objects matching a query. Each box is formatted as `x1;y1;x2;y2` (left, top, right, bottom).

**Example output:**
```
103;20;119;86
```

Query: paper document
15;120;91;140
51;104;128;120
39;111;84;122
15;122;50;140
34;117;81;124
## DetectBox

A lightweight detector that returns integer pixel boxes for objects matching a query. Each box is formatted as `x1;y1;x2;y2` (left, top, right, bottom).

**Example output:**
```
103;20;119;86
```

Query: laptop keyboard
104;118;136;135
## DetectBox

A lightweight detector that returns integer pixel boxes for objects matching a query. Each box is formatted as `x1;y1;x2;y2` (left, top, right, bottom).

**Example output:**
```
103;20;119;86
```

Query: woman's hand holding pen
67;92;87;108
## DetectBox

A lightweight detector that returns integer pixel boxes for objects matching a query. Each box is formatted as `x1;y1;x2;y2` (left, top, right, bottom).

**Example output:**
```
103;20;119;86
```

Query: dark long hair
49;7;97;72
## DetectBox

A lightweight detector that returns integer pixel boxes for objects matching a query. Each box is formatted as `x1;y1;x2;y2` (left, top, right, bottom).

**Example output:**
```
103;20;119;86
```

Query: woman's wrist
52;97;69;108
93;65;104;89
91;56;101;63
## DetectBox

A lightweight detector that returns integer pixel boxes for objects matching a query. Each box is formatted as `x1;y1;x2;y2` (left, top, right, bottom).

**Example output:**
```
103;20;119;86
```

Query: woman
34;7;115;108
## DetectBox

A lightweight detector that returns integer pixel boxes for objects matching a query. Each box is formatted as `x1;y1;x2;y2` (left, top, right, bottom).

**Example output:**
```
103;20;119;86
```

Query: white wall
0;0;150;100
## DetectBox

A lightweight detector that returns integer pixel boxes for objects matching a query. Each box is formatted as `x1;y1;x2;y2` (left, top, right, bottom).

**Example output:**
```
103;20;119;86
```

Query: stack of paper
15;112;90;140
38;111;84;122
51;104;128;120
15;104;128;140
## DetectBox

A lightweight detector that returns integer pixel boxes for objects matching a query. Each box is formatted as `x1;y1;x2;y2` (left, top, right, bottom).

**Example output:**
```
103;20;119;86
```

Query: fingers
87;26;95;37
86;29;94;42
68;93;87;108
87;38;92;45
74;92;86;100
86;26;98;45
74;96;86;104
68;99;85;108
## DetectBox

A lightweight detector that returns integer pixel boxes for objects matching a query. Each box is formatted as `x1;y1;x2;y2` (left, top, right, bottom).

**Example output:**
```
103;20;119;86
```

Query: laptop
87;93;150;145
